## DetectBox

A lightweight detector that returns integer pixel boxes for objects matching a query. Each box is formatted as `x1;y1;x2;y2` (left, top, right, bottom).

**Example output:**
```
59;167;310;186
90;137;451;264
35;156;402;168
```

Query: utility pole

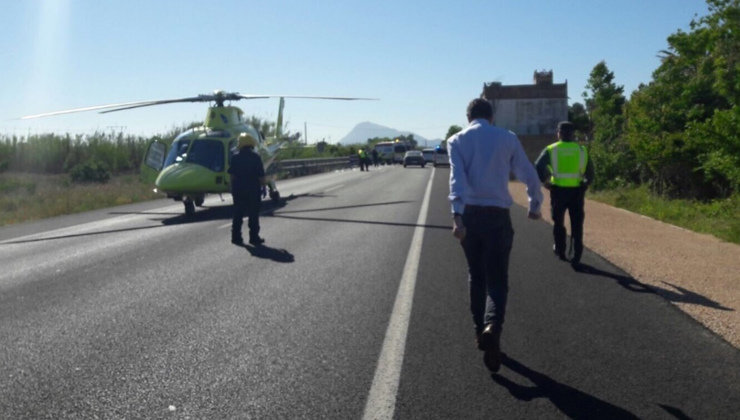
304;122;308;145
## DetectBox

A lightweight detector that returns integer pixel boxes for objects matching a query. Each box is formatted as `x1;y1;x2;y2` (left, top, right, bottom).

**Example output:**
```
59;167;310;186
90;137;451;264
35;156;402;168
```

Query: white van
433;147;449;167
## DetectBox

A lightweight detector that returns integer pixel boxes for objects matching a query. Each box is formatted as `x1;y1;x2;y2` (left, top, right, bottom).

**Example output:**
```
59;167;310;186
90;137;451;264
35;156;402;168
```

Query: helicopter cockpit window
164;139;191;167
186;140;225;172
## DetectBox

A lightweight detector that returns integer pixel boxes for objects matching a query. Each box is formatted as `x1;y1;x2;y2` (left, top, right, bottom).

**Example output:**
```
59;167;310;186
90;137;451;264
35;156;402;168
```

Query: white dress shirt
448;119;543;215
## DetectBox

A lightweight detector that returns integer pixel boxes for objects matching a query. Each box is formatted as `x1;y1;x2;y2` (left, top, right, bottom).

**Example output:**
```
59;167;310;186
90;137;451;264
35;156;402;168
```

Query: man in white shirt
448;98;543;372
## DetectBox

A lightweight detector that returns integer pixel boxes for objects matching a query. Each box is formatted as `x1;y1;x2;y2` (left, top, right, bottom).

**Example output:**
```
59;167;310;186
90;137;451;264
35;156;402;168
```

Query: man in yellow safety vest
534;121;594;265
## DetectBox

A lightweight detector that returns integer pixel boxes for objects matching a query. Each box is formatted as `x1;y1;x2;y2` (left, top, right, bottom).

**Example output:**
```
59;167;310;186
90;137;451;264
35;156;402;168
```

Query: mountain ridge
337;121;442;147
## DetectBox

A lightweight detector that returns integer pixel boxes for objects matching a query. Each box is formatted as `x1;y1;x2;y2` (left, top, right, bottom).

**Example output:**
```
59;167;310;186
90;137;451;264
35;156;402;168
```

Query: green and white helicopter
23;90;373;215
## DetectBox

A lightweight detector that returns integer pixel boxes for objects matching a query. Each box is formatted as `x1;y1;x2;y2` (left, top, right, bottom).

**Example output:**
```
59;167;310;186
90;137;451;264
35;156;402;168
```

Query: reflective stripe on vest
548;141;586;187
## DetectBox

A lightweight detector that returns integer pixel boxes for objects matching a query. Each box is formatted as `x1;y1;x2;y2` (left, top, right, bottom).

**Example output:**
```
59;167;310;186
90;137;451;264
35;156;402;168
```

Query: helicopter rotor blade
20;92;377;120
20;101;161;119
21;95;214;119
98;96;211;114
236;94;378;101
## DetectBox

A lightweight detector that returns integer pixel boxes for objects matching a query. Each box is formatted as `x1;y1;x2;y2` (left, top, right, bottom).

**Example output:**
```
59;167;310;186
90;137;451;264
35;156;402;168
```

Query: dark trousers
550;186;585;261
461;208;514;335
232;193;261;241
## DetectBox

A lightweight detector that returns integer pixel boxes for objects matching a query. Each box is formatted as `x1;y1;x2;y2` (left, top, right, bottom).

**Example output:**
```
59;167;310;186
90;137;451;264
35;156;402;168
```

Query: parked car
433;147;449;167
403;150;425;168
422;148;435;163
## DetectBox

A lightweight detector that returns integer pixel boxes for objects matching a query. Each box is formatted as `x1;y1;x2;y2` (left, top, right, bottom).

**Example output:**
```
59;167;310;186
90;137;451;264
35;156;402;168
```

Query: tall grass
0;128;184;175
0;172;160;226
588;185;740;244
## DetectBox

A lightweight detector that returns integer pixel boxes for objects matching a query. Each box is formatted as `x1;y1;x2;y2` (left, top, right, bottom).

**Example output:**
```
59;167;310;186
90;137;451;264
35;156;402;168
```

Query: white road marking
362;168;435;420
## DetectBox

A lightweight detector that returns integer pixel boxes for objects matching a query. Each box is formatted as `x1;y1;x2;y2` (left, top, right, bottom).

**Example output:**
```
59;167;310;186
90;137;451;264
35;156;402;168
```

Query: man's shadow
492;354;640;419
572;263;732;311
235;243;295;263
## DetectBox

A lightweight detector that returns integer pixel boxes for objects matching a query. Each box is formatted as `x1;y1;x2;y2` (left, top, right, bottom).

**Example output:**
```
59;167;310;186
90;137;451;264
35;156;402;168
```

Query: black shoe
249;237;265;246
231;237;243;245
481;325;502;372
552;245;567;261
479;324;502;372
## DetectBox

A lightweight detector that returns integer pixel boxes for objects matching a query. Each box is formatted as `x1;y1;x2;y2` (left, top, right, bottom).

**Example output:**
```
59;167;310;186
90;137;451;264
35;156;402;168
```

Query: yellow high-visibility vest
547;141;588;187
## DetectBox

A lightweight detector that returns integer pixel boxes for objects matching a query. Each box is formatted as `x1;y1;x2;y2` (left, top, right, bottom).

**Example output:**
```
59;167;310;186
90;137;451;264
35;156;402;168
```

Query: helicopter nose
155;163;219;192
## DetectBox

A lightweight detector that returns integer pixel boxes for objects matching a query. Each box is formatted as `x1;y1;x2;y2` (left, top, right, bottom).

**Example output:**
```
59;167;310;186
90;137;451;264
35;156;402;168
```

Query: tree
567;102;590;140
626;0;740;197
582;61;635;189
584;61;626;144
445;125;463;140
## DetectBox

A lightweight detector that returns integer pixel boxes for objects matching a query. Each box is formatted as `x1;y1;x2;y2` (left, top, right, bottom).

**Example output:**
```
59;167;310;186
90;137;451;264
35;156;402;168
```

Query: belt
464;205;509;215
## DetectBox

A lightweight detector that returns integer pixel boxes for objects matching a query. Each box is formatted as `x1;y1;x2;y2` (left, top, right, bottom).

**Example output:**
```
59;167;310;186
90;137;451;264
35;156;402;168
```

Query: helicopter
22;90;374;216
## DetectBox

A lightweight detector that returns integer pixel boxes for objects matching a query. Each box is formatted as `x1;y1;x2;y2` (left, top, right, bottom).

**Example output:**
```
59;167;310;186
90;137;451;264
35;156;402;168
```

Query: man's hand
452;214;466;241
528;211;541;220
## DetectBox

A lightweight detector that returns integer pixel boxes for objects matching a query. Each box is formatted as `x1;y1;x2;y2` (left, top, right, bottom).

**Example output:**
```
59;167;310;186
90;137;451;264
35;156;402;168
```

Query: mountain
338;121;442;147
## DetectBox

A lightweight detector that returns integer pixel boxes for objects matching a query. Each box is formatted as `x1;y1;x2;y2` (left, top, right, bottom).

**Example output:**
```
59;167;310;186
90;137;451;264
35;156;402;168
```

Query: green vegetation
0;116;371;226
575;0;740;200
588;186;740;244
565;0;740;243
0;172;159;226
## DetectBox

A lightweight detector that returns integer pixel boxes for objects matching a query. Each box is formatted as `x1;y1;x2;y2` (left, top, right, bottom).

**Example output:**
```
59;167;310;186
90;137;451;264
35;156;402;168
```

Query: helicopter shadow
154;192;339;225
156;198;290;225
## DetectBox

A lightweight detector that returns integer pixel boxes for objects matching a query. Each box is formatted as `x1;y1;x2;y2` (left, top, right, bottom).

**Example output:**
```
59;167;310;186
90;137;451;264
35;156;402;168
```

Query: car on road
403;150;425;168
422;148;435;163
433;147;449;167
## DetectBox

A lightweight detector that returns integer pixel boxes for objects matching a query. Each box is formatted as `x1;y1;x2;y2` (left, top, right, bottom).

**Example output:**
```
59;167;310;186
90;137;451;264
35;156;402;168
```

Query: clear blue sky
0;0;710;144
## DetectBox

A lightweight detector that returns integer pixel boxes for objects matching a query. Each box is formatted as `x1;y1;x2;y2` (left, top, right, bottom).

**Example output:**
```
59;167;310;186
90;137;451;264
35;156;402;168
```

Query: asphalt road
1;165;739;419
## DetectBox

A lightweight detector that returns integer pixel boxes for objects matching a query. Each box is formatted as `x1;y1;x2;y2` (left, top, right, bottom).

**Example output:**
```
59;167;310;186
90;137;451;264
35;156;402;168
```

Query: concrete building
481;70;568;160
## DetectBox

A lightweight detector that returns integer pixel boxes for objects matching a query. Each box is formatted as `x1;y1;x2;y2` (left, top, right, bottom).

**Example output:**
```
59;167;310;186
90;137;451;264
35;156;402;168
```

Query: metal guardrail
270;156;356;179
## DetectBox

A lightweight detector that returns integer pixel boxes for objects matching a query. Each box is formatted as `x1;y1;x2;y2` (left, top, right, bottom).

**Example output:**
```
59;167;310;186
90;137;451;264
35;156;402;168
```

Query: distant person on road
229;133;266;246
358;149;369;171
448;98;543;372
371;148;379;167
534;121;594;266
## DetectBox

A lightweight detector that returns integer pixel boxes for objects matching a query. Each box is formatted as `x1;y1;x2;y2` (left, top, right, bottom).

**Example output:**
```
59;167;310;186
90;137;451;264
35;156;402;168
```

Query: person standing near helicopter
229;133;266;246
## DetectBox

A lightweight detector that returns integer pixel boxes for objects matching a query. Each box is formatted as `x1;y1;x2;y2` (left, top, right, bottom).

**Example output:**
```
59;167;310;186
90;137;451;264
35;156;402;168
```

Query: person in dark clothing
534;121;595;265
228;133;266;246
371;148;379;167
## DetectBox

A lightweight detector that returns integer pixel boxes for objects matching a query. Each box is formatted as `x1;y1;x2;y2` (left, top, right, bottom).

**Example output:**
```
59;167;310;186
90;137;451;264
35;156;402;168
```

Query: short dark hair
467;98;493;121
557;121;575;139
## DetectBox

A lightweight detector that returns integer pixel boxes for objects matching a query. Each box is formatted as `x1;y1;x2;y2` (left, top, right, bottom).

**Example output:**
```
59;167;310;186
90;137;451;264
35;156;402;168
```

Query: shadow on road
234;243;295;263
4;194;449;244
266;213;451;230
658;403;695;420
573;263;733;311
0;225;164;245
492;353;640;419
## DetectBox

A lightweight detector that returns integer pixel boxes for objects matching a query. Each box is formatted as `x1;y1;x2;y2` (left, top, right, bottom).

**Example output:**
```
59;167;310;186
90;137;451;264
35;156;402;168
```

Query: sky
0;0;711;144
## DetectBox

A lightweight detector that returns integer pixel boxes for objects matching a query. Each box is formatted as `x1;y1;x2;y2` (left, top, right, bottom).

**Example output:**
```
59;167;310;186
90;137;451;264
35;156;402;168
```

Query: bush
69;160;111;183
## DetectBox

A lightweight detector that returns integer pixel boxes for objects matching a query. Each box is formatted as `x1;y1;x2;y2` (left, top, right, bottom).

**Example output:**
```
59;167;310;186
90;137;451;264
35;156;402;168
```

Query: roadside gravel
510;182;740;349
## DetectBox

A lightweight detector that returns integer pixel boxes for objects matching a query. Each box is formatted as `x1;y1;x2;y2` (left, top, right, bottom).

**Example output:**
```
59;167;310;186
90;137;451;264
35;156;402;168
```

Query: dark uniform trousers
550;186;586;261
232;192;261;242
461;206;514;335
